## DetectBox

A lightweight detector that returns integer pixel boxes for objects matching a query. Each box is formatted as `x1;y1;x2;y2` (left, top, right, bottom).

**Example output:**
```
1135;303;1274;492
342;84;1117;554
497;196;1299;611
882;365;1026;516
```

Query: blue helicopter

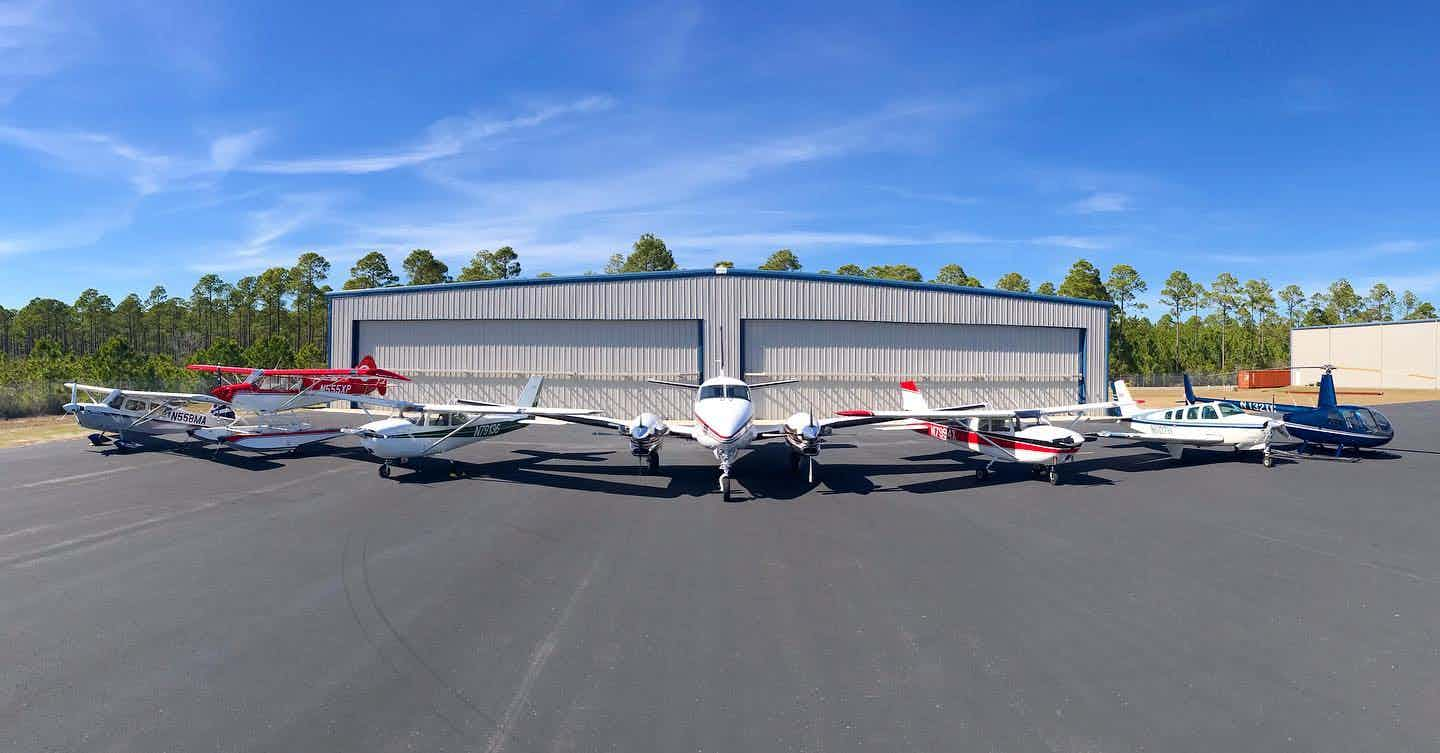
1182;365;1395;456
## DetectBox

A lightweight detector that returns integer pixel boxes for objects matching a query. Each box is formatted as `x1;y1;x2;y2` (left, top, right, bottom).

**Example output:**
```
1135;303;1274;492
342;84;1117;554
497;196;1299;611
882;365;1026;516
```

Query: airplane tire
1047;468;1060;486
378;464;391;479
1263;454;1274;468
976;467;989;482
720;475;731;501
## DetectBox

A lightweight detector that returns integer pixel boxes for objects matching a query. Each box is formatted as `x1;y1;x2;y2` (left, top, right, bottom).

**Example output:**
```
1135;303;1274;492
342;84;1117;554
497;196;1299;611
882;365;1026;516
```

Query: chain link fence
1111;372;1236;389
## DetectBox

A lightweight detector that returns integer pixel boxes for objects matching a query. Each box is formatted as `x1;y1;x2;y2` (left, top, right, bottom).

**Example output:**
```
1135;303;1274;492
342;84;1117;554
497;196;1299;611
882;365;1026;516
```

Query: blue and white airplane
1095;380;1278;465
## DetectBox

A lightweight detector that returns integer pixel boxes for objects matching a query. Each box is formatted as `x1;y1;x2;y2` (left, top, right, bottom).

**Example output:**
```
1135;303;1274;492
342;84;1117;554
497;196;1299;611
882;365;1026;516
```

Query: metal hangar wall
327;268;1112;418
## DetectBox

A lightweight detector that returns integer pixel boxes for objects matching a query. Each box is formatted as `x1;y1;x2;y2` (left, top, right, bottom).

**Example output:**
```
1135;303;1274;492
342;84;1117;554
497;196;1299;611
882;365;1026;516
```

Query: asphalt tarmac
3;404;1440;752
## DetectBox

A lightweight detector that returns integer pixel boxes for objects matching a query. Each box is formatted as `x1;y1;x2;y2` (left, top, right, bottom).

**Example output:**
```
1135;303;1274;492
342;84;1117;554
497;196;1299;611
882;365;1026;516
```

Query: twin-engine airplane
186;355;408;413
1090;380;1278;465
345;376;597;478
523;370;984;500
838;381;1122;485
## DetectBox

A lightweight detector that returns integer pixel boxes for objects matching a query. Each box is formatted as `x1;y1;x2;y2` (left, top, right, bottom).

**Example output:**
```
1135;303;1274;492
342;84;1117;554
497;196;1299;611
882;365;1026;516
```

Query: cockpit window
699;384;750;400
1342;408;1378;432
1369;410;1392;432
1201;405;1218;420
1218;403;1245;417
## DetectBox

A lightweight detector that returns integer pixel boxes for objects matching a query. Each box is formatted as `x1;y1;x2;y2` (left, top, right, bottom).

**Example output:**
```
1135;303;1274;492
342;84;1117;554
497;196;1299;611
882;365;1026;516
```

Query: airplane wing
518;411;697;439
753;405;988;439
1090;430;1228;446
451;398;597;417
64;383;228;405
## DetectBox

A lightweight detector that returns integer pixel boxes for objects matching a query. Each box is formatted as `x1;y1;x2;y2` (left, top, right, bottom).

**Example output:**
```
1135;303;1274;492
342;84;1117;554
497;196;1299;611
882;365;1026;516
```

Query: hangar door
356;319;701;416
741;319;1082;417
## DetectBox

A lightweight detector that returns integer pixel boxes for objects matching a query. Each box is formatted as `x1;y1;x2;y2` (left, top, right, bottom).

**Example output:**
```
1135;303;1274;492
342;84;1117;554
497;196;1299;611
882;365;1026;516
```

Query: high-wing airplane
63;382;235;450
1088;380;1279;465
837;381;1121;485
63;382;353;453
185;355;409;413
525;369;984;500
345;376;596;478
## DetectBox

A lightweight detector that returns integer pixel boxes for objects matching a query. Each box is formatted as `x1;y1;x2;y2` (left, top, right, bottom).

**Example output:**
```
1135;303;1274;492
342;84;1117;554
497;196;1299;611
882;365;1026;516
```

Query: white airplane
838;381;1122;485
532;368;984;500
63;383;235;450
1089;380;1278;466
63;382;350;454
345;377;597;478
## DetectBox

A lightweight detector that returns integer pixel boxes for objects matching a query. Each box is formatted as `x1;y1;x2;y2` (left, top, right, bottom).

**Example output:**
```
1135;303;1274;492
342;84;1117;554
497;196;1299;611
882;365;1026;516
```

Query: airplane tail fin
515;376;544;408
900;380;929;411
1317;370;1338;409
1182;374;1197;404
1112;380;1142;417
358;355;377;372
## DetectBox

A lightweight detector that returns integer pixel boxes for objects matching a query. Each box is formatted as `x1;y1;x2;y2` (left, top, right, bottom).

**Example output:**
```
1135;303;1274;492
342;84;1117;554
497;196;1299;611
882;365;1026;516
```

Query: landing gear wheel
720;474;732;501
1263;452;1274;468
975;467;990;482
1047;467;1060;486
378;464;391;479
648;452;660;473
806;456;817;484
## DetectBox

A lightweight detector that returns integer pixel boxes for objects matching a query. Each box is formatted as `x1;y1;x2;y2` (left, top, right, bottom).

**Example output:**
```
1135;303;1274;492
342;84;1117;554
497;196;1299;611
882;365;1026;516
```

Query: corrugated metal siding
357;319;700;415
329;272;1111;417
741;319;1079;414
1292;321;1440;390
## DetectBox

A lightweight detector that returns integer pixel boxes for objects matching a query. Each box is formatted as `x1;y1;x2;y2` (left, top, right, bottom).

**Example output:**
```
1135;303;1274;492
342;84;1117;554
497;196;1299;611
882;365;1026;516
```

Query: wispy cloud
0;123;267;194
248;96;615;175
1064;191;1131;214
0;0;85;104
876;185;978;206
1029;235;1113;250
0;204;136;256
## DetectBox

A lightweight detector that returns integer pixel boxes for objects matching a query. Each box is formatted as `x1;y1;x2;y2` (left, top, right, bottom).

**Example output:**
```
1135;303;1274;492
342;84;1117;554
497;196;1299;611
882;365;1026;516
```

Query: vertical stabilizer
1112;380;1141;417
1182;374;1197;404
1317;370;1338;409
900;380;929;411
515;376;544;408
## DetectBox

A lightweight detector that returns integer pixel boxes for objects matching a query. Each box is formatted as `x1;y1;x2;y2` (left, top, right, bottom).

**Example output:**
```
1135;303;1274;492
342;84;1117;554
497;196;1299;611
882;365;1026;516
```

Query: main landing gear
638;451;660;474
719;474;732;501
1023;463;1061;485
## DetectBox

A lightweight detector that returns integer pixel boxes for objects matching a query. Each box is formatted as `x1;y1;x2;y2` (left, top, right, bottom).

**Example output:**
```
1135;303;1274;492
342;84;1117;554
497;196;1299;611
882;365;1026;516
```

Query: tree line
2;233;1435;416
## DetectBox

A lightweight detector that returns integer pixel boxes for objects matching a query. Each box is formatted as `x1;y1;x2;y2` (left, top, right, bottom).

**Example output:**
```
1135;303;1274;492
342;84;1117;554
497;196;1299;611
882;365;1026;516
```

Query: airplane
63;382;352;453
528;368;985;500
185;355;409;414
837;380;1122;485
1088;380;1279;466
345;376;597;478
1181;366;1395;456
63;382;236;451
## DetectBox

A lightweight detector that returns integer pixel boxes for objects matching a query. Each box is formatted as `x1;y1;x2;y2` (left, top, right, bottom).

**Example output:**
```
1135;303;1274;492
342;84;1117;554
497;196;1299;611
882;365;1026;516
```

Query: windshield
699;384;750;400
1369;409;1393;432
1218;403;1245;417
1343;408;1379;432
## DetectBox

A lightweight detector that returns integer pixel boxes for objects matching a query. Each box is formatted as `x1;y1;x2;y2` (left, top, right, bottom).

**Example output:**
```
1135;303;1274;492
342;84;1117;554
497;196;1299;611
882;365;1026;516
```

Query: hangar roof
326;267;1114;309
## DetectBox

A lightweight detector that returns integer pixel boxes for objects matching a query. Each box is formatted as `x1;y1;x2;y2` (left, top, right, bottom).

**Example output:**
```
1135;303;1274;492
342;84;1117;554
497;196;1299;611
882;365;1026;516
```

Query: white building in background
326;268;1112;419
1291;319;1440;390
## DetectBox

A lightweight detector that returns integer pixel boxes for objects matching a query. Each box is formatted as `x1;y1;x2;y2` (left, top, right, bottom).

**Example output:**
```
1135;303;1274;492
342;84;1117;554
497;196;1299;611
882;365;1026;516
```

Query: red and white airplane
837;380;1121;485
186;355;409;414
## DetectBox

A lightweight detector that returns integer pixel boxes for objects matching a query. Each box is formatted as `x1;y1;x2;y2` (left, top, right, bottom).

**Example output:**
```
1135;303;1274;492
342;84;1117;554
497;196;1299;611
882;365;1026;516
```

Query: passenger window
1202;406;1218;420
1185;407;1199;421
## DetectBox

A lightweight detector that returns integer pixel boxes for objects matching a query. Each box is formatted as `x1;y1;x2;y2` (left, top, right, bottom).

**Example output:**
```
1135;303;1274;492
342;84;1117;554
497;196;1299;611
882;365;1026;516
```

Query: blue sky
2;0;1438;310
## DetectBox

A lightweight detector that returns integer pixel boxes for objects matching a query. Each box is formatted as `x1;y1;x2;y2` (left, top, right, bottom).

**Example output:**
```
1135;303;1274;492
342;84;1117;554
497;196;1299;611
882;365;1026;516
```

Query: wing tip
900;380;919;392
835;409;874;417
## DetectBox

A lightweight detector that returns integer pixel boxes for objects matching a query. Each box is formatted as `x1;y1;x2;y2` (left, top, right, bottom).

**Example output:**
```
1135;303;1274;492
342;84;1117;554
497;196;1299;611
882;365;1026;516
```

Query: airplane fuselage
356;415;526;460
66;401;229;437
917;419;1084;465
1126;402;1271;450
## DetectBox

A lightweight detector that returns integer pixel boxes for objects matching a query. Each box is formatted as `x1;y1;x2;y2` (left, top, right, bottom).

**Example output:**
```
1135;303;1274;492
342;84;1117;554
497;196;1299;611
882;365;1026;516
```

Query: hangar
325;268;1112;418
1291;318;1440;390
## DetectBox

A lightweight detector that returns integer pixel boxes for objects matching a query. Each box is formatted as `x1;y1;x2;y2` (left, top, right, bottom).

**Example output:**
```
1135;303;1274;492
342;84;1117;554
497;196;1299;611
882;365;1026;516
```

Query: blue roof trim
1292;318;1440;331
325;267;1114;308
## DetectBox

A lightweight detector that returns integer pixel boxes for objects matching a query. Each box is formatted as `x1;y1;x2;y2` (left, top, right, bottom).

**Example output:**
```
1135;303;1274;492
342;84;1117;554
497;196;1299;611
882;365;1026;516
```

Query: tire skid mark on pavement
0;465;356;570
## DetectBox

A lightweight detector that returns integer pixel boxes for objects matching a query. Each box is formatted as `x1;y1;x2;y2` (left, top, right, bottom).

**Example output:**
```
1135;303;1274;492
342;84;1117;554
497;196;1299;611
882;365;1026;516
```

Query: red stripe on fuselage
914;422;1077;455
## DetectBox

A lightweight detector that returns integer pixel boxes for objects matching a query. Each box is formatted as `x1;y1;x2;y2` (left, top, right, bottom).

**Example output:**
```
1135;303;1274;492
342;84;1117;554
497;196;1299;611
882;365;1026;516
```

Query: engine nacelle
782;411;824;455
625;412;669;455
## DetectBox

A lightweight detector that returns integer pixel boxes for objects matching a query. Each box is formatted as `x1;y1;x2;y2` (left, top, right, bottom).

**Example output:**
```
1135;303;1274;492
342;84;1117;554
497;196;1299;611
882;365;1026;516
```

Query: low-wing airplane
1181;367;1394;456
526;369;984;500
838;380;1121;485
1089;380;1279;465
185;355;409;414
63;382;235;450
345;376;596;478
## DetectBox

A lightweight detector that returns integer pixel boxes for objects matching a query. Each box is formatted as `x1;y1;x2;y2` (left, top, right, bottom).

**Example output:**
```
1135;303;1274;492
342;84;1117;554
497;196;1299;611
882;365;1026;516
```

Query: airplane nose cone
698;403;750;439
